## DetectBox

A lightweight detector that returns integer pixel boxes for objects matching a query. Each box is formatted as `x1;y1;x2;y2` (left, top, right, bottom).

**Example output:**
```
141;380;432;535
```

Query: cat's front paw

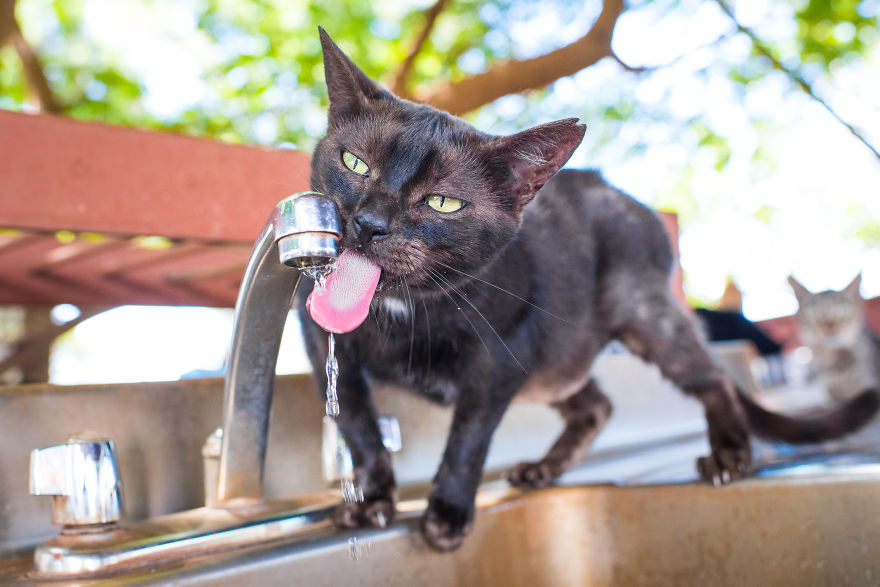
334;496;396;529
700;405;751;486
506;461;557;489
421;498;473;552
697;446;750;486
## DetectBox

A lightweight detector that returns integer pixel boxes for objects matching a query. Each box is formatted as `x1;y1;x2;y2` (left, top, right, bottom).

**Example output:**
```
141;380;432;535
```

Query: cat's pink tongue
307;250;381;334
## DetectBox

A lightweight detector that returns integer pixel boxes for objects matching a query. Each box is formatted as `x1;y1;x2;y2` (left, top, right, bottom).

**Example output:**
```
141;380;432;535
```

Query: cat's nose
353;211;390;244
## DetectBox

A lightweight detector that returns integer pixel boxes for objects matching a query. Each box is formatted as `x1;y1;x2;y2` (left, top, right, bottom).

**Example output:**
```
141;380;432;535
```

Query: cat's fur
789;274;880;401
298;29;879;551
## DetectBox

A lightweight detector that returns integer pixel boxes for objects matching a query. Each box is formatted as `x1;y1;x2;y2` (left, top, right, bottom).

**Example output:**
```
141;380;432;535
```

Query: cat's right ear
319;27;392;121
487;118;587;214
787;275;810;303
843;273;862;299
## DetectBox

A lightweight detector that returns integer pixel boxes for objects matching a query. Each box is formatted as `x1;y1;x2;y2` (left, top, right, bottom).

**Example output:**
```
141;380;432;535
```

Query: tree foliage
2;0;879;309
3;0;877;155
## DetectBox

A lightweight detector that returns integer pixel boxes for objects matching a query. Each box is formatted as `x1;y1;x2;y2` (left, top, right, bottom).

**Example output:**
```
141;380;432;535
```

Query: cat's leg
613;287;751;485
422;383;518;551
506;379;613;488
304;331;396;529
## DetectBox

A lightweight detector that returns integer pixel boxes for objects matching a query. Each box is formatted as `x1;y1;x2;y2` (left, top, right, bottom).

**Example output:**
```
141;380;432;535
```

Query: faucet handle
30;433;123;526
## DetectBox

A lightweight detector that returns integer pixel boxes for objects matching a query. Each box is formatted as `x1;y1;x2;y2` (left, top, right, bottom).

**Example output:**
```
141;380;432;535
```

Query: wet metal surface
2;468;879;586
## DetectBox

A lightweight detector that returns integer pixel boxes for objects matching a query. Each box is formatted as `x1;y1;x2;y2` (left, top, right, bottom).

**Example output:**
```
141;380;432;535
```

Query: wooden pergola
0;109;312;308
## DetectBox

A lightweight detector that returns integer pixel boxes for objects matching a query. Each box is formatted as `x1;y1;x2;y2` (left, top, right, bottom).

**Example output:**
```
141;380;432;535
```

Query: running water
325;333;340;417
303;265;341;418
304;263;371;557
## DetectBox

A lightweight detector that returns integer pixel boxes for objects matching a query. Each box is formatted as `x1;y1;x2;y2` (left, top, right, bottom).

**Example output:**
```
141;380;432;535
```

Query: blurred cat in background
789;274;880;401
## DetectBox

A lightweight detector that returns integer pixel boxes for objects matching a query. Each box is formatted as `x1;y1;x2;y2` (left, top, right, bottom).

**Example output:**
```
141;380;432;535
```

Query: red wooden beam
0;110;312;242
0;111;690;310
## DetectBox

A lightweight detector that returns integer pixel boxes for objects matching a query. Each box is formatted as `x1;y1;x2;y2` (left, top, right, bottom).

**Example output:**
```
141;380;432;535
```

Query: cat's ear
319;27;391;121
843;273;862;299
788;276;811;303
487;118;586;213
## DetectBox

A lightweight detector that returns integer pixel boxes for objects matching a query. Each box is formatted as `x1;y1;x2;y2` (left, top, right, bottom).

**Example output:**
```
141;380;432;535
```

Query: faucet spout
217;192;340;504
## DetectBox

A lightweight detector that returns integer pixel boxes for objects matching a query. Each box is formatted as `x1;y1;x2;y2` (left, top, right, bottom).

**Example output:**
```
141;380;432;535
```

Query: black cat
297;28;879;551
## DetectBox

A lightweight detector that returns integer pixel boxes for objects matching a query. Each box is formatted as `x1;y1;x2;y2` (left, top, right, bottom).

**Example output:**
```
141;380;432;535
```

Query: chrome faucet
26;192;343;578
217;192;341;503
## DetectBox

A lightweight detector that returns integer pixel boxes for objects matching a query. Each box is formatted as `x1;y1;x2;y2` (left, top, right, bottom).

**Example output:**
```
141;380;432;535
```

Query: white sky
30;0;880;384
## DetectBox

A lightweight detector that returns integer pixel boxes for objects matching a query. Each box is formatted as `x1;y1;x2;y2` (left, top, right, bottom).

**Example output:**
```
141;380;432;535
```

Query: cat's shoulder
548;168;608;191
541;169;653;219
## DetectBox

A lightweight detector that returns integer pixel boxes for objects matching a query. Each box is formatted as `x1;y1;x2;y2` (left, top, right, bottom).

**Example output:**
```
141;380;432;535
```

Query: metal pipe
217;192;340;503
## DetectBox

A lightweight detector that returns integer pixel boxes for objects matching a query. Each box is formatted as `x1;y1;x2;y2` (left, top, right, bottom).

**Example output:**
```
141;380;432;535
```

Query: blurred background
1;0;878;385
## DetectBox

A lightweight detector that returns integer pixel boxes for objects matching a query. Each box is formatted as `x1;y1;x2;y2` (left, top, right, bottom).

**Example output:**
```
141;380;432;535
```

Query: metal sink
2;440;879;586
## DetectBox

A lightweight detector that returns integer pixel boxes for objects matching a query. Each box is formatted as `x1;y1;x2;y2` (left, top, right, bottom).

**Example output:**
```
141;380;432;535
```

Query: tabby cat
789;274;880;401
297;29;879;551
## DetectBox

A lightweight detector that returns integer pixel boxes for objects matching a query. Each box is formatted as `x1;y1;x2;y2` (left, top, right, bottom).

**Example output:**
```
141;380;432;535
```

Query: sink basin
3;464;878;586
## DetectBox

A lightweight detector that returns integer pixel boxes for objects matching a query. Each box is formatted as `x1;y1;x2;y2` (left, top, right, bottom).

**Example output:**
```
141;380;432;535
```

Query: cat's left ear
319;27;392;121
844;273;862;299
487;118;586;213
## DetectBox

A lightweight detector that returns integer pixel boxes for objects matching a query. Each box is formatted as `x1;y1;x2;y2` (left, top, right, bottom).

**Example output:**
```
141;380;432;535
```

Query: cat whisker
422;299;432;377
430;269;526;373
430;259;570;324
404;276;415;377
425;271;491;357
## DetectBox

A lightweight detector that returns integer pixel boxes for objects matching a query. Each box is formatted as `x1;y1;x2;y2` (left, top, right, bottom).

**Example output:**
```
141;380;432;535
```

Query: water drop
341;479;364;503
348;537;371;560
303;264;335;289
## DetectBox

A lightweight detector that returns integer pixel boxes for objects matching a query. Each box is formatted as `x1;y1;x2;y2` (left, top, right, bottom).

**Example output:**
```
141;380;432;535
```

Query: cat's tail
736;387;880;444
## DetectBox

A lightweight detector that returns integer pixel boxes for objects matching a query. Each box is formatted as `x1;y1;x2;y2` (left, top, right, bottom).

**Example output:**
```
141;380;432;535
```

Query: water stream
303;265;371;559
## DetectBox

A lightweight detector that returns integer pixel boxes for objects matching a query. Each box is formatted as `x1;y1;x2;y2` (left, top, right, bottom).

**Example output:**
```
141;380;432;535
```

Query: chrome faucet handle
30;432;123;526
322;416;401;483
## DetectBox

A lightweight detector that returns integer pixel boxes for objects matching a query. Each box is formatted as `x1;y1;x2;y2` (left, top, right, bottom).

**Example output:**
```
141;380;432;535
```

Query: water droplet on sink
348;537;371;560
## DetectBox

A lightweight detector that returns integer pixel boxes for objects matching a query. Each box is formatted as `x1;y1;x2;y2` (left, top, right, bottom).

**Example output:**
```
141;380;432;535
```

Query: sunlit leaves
794;0;877;69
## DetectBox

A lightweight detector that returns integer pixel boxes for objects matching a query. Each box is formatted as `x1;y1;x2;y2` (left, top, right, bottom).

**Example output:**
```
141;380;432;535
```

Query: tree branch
414;0;626;116
610;31;734;74
391;0;451;97
0;0;15;46
1;0;61;114
712;0;880;162
610;49;647;73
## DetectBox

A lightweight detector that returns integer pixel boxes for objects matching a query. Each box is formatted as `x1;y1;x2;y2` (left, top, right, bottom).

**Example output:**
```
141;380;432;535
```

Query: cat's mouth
346;239;437;294
307;234;453;333
306;249;382;334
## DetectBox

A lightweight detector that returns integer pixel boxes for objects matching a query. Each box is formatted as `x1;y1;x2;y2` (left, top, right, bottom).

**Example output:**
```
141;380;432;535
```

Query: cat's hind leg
613;283;751;485
506;378;612;488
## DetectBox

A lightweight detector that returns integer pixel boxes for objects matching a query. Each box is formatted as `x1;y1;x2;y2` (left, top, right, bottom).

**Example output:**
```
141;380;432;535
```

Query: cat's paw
421;498;473;552
334;497;396;529
505;461;557;489
697;447;750;486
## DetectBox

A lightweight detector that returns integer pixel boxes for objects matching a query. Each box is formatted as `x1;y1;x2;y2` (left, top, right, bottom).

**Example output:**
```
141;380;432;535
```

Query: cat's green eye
427;195;464;213
342;151;369;175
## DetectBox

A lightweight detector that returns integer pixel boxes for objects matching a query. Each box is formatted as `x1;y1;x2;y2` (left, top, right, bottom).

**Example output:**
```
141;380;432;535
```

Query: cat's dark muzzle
336;230;457;300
